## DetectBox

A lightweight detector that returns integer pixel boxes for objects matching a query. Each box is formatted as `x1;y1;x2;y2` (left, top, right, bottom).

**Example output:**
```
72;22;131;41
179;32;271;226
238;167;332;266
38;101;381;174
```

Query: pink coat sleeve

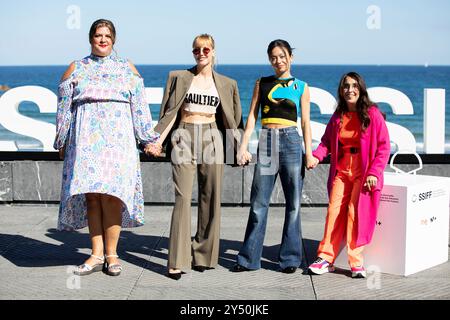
366;108;390;179
312;114;335;162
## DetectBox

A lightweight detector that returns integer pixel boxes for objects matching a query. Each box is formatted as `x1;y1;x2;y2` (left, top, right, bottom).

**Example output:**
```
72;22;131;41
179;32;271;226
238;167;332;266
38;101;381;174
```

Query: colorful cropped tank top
259;76;306;126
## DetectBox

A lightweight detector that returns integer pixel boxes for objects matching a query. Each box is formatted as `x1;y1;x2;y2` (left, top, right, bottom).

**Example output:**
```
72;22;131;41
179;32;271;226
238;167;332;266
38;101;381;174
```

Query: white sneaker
351;266;367;278
308;257;335;275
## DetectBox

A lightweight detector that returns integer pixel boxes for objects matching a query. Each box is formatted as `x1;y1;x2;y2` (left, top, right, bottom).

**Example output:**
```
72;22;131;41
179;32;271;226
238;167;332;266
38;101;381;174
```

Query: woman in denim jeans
231;40;315;273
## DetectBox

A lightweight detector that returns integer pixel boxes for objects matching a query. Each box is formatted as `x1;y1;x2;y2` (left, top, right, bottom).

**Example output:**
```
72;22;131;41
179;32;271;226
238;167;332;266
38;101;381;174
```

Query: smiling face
90;26;113;57
269;46;292;77
192;38;214;68
341;76;360;109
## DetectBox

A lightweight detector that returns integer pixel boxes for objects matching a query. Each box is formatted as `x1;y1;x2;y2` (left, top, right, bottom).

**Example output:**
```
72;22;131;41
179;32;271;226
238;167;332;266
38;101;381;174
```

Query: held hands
306;154;319;170
144;142;162;157
364;175;378;191
237;148;252;166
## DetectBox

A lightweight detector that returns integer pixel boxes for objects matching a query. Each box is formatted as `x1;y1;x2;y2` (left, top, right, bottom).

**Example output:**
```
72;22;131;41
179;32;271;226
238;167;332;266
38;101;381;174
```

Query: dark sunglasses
192;47;211;56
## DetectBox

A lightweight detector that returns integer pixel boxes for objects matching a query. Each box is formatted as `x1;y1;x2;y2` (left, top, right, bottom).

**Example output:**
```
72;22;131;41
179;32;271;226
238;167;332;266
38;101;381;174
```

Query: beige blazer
154;66;243;165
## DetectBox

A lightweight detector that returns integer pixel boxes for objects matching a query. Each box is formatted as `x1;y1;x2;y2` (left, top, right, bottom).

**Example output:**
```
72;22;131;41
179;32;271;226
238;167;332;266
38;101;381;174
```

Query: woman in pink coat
308;72;390;278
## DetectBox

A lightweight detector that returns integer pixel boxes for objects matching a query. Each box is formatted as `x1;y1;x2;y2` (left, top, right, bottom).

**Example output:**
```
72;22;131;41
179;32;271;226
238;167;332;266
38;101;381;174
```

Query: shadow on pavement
0;230;319;276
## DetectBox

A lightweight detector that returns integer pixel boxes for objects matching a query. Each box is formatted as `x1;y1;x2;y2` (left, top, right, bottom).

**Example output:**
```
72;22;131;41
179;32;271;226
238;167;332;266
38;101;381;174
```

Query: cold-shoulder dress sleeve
129;74;160;145
53;73;75;150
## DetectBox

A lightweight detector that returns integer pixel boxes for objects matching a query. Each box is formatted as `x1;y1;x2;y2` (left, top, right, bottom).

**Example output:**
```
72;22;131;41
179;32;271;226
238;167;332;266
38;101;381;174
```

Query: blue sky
1;0;449;66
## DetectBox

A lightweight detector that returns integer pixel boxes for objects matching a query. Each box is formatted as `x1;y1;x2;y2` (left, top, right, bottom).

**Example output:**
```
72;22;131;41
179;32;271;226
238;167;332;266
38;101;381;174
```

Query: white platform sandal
73;254;105;276
105;254;122;276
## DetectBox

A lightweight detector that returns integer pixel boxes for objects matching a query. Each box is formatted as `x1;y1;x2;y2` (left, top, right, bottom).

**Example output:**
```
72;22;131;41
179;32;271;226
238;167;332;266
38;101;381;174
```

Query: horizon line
1;63;450;67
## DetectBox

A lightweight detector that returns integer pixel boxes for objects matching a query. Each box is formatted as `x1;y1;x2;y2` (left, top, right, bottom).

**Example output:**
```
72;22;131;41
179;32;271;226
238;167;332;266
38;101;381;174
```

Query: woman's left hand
145;142;162;157
305;154;319;170
364;175;378;191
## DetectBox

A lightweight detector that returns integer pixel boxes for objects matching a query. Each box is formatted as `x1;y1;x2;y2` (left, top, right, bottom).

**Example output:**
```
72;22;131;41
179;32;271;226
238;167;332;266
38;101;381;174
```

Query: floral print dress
54;54;159;231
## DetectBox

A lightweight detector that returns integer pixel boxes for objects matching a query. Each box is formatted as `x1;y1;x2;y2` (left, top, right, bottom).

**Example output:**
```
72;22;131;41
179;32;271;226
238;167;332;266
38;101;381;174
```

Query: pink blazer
313;106;390;247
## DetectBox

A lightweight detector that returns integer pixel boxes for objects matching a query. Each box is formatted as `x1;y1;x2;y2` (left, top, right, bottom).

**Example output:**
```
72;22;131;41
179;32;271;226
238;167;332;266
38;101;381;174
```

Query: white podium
335;152;450;276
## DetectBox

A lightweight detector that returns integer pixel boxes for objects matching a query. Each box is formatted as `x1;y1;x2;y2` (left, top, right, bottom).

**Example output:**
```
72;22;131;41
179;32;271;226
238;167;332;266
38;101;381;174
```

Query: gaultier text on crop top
183;82;221;114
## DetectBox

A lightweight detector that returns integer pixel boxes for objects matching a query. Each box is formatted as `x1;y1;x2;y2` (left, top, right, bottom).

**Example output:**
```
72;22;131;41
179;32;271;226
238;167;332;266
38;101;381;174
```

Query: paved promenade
0;204;449;301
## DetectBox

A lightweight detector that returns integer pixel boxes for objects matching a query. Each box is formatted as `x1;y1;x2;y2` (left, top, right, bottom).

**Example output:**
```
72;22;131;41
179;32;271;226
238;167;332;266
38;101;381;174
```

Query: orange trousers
317;152;364;267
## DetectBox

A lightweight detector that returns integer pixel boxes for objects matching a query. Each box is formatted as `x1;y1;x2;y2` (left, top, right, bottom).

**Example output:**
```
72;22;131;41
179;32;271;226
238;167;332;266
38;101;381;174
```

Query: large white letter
424;89;445;153
0;86;56;151
145;88;163;105
145;87;163;129
368;87;416;152
300;87;336;145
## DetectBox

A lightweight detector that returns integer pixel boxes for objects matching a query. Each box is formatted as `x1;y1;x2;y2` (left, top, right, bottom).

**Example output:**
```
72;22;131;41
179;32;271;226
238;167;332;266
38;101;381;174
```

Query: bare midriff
181;109;216;124
263;123;292;129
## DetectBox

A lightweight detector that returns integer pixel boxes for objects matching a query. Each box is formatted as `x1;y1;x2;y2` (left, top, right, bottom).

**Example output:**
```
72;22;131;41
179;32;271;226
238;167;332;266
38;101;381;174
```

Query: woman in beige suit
146;34;243;280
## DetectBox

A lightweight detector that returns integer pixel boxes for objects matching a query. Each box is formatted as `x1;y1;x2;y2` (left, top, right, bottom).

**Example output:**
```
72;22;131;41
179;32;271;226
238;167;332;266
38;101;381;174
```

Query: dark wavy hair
336;72;385;131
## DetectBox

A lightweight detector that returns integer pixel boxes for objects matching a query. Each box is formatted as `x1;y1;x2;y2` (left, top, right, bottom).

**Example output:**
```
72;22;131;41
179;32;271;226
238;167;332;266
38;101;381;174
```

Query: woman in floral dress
54;19;159;276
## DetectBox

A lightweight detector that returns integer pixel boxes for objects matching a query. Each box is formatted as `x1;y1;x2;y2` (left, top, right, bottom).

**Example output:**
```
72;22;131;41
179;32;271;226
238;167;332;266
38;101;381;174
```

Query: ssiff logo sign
412;191;433;203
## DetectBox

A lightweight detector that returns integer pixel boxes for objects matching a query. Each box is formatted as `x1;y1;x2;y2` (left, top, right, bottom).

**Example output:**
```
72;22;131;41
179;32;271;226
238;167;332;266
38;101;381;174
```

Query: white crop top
183;82;220;114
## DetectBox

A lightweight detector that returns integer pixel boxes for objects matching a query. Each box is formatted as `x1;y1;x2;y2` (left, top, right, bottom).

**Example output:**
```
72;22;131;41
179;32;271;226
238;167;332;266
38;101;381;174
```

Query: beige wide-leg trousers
168;121;224;269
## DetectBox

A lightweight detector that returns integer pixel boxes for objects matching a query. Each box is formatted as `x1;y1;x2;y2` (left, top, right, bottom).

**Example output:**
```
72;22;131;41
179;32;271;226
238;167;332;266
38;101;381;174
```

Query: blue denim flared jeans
237;126;304;270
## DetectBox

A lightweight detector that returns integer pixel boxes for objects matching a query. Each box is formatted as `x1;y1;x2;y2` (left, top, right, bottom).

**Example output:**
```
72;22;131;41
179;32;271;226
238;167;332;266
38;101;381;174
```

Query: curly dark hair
335;72;385;131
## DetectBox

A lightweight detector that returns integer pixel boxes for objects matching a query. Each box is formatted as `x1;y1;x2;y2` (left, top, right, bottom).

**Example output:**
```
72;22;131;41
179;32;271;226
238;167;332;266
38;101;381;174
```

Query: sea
0;64;449;153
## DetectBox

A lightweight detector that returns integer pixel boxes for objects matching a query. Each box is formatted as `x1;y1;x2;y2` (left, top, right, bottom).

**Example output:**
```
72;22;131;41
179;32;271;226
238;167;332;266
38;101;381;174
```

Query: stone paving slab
0;205;449;300
300;206;450;300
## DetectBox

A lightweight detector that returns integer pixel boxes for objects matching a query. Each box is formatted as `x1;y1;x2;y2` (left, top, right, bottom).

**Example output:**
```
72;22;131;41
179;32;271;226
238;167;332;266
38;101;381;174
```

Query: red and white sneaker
308;257;335;275
351;266;367;278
